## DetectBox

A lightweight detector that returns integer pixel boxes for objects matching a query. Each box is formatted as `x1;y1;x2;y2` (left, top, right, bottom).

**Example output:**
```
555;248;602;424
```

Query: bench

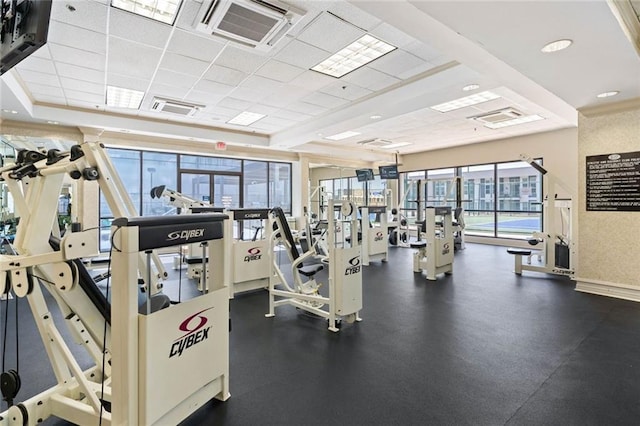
507;248;541;274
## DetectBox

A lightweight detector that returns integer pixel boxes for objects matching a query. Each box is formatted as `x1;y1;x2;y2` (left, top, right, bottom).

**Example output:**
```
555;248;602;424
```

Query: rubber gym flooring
3;243;640;425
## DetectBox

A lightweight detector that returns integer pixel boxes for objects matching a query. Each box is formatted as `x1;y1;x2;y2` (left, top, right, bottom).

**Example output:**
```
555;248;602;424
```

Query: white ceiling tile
217;97;253;111
249;123;280;132
286;101;329;115
64;90;104;104
261;91;308;108
203;65;248;86
16;69;60;87
159;52;210;76
15;56;57;74
403;40;444;63
275;40;330;69
167;29;226;62
27;83;65;98
109;9;172;49
51;0;108;33
31;93;66;104
327;3;382;31
368;50;427;78
60;77;104;95
272;109;313;122
107;73;149;91
255;60;305;83
214;46;268;73
66;99;105;110
153;69;199;89
298;12;364;53
183;91;226;106
108;38;161;78
341;67;401;91
31;45;52;59
192;79;235;96
289;71;334;91
209;105;245;118
175;0;201;31
48;20;107;54
56;63;105;84
227;86;269;103
147;84;191;101
254;116;293;128
49;43;106;71
320;82;373;101
246;104;280;115
301;92;350;109
369;22;416;49
239;75;283;93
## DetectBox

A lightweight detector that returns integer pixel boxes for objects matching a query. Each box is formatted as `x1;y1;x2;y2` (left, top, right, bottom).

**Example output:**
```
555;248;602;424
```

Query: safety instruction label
586;151;640;211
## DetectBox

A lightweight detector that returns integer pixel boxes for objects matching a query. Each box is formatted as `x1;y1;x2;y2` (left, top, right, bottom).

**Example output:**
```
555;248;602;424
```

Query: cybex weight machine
411;206;454;280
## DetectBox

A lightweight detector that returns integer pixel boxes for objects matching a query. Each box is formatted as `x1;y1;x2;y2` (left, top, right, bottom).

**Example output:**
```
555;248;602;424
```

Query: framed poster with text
586;151;640;211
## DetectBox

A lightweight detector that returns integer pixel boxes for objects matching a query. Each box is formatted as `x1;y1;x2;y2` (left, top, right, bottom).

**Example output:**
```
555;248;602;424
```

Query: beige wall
576;103;640;298
401;127;579;195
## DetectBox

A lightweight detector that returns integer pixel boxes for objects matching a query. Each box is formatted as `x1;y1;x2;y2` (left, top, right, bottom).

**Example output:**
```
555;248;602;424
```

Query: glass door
179;172;241;208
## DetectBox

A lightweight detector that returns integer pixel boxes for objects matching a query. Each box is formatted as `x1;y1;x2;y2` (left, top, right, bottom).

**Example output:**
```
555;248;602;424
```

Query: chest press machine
0;142;231;425
411;206;454;280
359;205;388;265
267;200;362;332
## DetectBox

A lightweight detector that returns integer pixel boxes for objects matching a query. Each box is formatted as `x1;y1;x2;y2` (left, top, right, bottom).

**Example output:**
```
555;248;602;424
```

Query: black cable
14;291;18;375
99;244;114;425
1;289;8;374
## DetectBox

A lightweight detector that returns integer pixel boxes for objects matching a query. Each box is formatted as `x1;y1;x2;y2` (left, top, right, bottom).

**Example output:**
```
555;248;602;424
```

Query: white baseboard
575;277;640;303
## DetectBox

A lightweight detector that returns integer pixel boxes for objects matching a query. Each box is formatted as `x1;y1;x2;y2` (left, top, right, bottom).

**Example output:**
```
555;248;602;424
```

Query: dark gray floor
3;243;640;425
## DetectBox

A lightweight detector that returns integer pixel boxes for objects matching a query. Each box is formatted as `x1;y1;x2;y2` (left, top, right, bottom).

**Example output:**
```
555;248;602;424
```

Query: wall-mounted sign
586;151;640;211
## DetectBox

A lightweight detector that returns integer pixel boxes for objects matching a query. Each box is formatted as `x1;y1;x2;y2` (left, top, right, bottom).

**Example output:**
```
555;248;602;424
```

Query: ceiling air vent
357;138;393;148
151;98;204;116
195;0;305;51
470;108;524;125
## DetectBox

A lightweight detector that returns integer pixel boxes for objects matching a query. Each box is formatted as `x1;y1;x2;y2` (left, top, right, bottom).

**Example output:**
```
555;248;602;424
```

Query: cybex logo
244;247;262;262
167;228;205;242
243;213;262;218
345;256;361;275
442;242;450;255
374;231;384;241
169;307;213;358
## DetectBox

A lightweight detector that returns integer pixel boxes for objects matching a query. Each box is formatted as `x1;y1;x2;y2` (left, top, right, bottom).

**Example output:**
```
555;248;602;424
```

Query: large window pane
269;162;291;214
180;155;241;172
426;167;456;208
368;175;387;206
497;161;542;238
143;151;177;215
348;176;364;204
244;161;268;208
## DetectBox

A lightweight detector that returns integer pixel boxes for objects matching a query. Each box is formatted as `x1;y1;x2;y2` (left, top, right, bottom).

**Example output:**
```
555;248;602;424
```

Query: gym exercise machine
224;208;272;296
0;142;231;424
507;155;575;277
411;206;454;280
360;205;388;265
151;187;273;295
267;200;362;332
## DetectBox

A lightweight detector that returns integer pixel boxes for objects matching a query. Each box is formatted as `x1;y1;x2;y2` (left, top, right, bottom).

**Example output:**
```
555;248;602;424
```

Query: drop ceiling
1;0;639;160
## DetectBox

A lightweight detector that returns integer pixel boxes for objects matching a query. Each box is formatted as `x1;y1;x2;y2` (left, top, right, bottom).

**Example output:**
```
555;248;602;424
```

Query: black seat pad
298;264;323;277
410;241;427;248
507;248;532;256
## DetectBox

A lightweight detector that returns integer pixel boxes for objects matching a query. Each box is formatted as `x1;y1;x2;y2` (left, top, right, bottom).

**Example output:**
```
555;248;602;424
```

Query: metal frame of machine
411;206;454;280
360;205;388;265
266;200;363;332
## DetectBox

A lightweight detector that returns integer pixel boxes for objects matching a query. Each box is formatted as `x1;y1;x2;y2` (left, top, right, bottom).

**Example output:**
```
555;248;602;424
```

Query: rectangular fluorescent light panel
227;111;266;126
484;114;544;129
111;0;182;24
106;86;145;109
311;34;396;78
430;91;501;113
381;142;412;149
325;131;361;141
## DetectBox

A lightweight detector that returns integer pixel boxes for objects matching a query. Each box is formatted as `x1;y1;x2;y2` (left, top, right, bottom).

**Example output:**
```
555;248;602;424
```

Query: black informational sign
586;151;640;211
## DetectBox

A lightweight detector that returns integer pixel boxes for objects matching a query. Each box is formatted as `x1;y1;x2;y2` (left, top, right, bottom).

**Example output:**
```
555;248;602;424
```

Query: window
244;161;268;208
269;162;291;214
143;151;177;216
496;161;542;238
180;155;242;172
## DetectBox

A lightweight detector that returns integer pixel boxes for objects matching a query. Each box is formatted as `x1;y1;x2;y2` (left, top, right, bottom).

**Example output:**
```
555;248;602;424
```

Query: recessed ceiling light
111;0;182;25
227;111;266;126
483;114;544;129
2;109;18;114
596;91;619;98
106;86;145;109
311;34;396;78
430;91;501;113
541;39;572;53
325;131;361;141
47;121;59;125
462;84;480;92
370;115;382;119
381;142;412;149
